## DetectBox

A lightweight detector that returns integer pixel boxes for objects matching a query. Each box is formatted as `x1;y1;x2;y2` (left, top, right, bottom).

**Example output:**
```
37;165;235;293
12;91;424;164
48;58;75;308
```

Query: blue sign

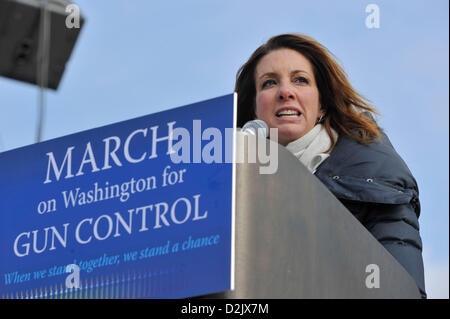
0;93;236;299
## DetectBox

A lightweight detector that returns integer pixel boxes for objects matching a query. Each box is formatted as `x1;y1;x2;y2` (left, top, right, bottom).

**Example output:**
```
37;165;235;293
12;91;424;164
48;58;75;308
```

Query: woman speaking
235;33;426;298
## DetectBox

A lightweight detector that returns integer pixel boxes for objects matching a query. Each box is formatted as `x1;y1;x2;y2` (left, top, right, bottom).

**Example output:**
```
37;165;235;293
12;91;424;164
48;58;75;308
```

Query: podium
203;132;421;299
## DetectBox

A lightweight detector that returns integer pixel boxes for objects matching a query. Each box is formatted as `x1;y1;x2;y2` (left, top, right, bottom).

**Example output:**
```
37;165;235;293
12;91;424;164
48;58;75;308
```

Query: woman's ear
316;107;326;124
320;105;327;114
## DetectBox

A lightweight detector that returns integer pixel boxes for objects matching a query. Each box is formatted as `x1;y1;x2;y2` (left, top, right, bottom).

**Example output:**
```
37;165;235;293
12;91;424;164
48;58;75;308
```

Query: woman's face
254;48;323;146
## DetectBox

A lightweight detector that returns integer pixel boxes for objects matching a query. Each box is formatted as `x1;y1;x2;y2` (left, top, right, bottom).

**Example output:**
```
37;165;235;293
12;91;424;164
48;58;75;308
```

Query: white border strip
230;92;237;291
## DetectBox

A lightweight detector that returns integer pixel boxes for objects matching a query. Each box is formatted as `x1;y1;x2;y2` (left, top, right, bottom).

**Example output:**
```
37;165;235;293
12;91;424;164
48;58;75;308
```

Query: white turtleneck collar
285;124;338;174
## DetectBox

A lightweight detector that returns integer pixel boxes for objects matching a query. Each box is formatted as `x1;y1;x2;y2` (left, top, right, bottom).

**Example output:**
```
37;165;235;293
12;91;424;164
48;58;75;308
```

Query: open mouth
276;109;301;117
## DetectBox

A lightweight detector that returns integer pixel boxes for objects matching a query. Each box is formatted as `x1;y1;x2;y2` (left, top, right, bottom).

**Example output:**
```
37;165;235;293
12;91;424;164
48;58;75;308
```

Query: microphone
241;119;269;138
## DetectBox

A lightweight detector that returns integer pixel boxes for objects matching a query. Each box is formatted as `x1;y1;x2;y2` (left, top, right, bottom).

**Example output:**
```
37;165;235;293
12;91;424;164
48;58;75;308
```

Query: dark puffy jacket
314;131;426;298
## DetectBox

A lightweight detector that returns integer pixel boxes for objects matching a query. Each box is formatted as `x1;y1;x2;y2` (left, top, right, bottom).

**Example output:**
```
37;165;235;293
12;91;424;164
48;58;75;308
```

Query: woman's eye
294;76;308;84
262;79;276;88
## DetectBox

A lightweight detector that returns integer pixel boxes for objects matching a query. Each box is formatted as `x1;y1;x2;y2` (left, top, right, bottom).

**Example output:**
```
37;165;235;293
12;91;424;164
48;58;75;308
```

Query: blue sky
1;0;448;298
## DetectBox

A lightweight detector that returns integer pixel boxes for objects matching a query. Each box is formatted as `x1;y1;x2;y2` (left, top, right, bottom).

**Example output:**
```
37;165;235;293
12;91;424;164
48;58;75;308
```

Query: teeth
277;110;300;117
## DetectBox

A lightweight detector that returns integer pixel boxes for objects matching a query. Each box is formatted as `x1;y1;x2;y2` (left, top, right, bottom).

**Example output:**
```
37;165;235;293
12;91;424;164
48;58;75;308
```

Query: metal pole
36;0;51;143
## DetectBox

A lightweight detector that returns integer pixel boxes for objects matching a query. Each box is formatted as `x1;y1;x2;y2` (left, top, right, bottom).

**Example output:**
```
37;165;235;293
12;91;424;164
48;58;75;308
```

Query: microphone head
241;119;269;137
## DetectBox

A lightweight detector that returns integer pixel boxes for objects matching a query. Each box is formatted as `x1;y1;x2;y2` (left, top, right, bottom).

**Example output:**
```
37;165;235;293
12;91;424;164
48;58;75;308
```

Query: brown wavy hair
235;33;381;150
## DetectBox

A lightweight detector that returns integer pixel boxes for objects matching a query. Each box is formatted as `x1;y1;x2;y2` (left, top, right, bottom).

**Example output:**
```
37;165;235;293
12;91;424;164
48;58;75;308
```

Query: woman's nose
278;84;295;100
